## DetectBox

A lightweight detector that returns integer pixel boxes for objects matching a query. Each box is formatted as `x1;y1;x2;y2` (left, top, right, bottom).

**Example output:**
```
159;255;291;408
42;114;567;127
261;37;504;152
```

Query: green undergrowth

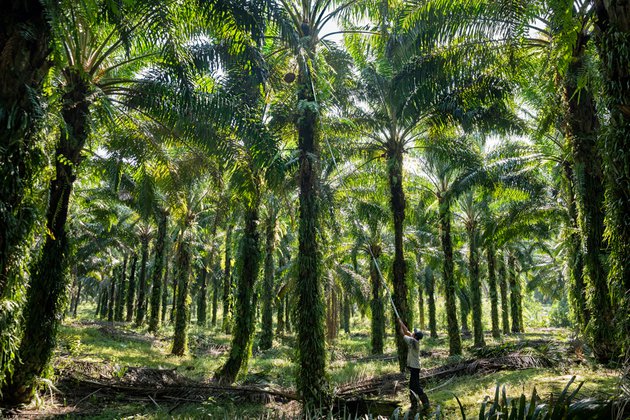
49;305;623;419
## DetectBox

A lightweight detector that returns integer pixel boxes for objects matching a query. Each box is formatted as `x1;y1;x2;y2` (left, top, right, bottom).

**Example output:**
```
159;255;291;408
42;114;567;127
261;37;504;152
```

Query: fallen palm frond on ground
337;350;554;398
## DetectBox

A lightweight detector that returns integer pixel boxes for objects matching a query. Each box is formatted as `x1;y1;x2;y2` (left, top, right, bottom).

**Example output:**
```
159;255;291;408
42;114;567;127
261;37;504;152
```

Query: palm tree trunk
99;287;108;319
562;162;588;330
172;233;192;356
2;70;91;404
161;257;169;325
460;294;470;337
594;0;630;360
108;272;116;323
426;268;437;339
149;210;167;333
115;256;127;322
497;253;510;334
468;224;485;347
439;198;462;355
222;224;233;333
197;266;208;327
260;212;276;350
216;206;261;383
370;245;384;355
0;0;52;298
295;56;327;408
126;253;137;322
212;263;219;327
135;235;149;326
562;34;615;361
342;292;351;334
386;144;411;371
486;244;500;339
507;252;521;334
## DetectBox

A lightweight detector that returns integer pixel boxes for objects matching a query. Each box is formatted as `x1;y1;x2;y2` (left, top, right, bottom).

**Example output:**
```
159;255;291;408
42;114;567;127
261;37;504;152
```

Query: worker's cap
413;329;424;340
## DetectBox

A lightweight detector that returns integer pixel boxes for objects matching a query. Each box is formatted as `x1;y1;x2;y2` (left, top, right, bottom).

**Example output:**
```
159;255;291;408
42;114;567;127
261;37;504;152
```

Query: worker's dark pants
409;367;429;409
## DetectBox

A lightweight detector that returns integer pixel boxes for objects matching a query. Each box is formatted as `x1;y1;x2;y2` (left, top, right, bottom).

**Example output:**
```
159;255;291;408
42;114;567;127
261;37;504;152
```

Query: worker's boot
419;392;430;412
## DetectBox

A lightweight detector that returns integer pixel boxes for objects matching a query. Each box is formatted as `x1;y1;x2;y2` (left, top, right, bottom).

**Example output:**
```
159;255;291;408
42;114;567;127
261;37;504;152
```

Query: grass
45;303;625;419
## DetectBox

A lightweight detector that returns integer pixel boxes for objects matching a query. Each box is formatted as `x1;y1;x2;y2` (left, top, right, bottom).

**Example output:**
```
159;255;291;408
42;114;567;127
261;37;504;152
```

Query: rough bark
562;30;615;360
126;254;137;322
507;252;521;334
439;198;461;355
135;235;149;326
2;68;90;405
148;210;167;333
562;163;588;330
295;50;327;407
216;207;261;383
486;245;500;339
161;257;169;325
0;0;52;297
259;212;276;350
370;245;384;355
467;222;485;347
108;271;116;323
222;224;233;333
172;234;192;356
594;0;630;360
426;268;437;339
497;253;510;335
386;144;411;371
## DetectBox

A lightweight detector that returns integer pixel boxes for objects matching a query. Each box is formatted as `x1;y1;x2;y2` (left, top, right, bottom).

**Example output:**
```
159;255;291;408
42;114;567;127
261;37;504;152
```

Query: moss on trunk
425;267;437;339
2;69;90;405
126;254;137;323
439;198;462;355
497;253;510;335
486;245;500;339
259;212;276;351
370;244;384;355
135;235;149;326
468;222;485;347
386;144;411;371
148;210;168;333
594;0;630;360
172;234;192;356
216;207;261;383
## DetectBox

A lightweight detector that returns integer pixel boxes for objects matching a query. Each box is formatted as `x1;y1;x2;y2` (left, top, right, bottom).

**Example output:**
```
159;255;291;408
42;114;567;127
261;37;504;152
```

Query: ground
2;304;625;419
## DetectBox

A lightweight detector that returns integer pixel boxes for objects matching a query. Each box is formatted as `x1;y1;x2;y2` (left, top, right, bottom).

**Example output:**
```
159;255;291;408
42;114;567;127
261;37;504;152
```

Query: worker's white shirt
403;335;421;369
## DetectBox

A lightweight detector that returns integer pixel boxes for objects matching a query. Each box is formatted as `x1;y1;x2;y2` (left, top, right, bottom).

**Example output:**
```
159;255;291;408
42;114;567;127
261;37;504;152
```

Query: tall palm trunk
260;212;277;350
497;253;510;334
115;256;127;322
197;266;208;326
369;245;384;355
222;224;233;333
439;198;462;355
2;69;91;405
562;34;614;361
594;0;630;359
342;293;351;334
73;279;82;317
425;268;437;338
507;252;521;333
161;257;169;324
172;232;192;356
108;270;116;322
467;223;485;347
212;262;219;326
216;206;261;383
0;0;52;298
295;52;327;407
562;163;588;330
135;235;149;326
386;144;411;370
126;254;137;322
148;211;167;332
486;244;500;339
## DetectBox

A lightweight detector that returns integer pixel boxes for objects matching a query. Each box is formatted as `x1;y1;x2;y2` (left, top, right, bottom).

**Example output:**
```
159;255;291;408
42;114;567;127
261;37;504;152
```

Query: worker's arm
397;317;412;337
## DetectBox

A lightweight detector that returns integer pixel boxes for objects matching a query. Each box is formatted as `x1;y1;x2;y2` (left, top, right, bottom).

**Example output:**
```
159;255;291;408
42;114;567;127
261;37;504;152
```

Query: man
398;317;430;412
